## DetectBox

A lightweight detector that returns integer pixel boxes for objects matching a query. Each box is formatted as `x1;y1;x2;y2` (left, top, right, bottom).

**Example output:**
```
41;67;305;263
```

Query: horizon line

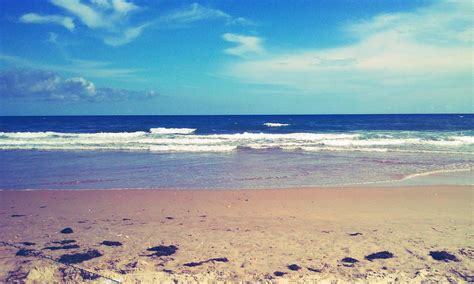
0;113;472;117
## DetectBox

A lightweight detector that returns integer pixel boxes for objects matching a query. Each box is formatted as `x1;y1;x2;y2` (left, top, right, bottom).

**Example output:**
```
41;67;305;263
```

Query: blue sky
0;0;472;115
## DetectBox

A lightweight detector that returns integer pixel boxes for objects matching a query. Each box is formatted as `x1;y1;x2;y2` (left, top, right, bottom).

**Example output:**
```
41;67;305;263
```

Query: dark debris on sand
80;270;100;281
101;241;123;247
11;214;25;218
341;257;359;263
52;240;77;245
273;271;287;277
60;227;74;234
15;248;37;257
429;251;459;262
348;232;362;236
43;244;80;251
146;245;178;257
287;264;301;271
58;249;102;264
20;242;36;246
183;257;229;267
365;251;394;261
341;257;359;267
307;267;322;273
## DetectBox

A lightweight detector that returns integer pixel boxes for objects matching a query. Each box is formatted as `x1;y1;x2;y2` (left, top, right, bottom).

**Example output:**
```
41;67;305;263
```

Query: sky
0;0;472;115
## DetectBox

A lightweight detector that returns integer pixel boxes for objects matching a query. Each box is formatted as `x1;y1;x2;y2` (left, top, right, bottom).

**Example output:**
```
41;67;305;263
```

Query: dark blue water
1;114;472;133
0;114;472;190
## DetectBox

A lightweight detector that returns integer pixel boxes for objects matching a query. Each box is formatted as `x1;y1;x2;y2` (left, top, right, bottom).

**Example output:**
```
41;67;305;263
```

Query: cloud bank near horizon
0;69;157;102
223;1;472;99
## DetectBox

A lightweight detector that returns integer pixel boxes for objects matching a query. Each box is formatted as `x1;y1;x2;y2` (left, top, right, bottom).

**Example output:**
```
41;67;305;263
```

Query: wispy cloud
224;1;472;98
50;0;138;29
18;1;254;46
0;69;157;101
0;53;144;80
19;0;145;46
160;3;255;27
19;13;75;31
222;33;264;57
46;32;59;44
103;23;151;46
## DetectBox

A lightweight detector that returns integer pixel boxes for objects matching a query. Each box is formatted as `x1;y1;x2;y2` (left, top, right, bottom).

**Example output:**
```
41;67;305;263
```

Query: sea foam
149;127;196;134
0;130;472;153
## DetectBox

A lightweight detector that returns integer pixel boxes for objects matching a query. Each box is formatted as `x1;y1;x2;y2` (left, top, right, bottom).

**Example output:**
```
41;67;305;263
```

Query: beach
1;185;472;282
2;0;473;282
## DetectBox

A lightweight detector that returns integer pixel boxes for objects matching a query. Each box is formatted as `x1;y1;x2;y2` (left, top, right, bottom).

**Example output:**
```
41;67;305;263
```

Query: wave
0;131;148;139
400;166;472;181
149;127;196;134
264;122;290;127
0;130;472;153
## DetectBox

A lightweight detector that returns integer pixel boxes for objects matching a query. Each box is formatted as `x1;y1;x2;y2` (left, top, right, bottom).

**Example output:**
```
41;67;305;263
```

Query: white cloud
50;0;138;29
19;13;75;31
18;1;254;46
51;0;105;28
110;0;139;14
89;0;138;14
0;69;157;101
222;33;264;57
161;3;254;26
0;53;144;80
24;0;145;46
103;23;150;46
224;1;473;97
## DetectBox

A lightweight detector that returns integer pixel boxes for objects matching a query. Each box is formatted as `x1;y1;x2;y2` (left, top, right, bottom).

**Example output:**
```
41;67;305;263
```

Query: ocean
0;114;472;190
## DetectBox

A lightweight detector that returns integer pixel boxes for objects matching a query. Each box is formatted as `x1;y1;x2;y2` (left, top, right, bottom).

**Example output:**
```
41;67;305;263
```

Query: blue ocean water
0;114;472;190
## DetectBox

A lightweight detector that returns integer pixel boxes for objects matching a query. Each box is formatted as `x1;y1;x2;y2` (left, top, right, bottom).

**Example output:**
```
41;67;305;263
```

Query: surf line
0;241;121;283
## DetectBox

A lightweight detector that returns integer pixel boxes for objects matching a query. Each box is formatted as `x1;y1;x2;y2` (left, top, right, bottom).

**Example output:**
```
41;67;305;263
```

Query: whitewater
0;128;473;154
1;114;472;190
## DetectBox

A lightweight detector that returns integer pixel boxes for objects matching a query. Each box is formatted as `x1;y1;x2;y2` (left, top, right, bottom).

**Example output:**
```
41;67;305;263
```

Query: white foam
264;122;290;127
149;127;196;134
149;145;235;152
451;136;474;143
0;130;472;153
401;167;472;181
0;131;147;139
206;132;360;140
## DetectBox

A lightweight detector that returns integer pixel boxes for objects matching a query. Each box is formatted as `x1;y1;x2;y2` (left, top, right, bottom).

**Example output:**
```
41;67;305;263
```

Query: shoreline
0;163;474;192
0;183;471;192
0;166;472;192
1;148;472;191
1;185;472;282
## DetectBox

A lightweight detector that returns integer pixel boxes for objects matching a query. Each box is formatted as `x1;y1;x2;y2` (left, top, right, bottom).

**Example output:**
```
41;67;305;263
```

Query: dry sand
0;186;473;283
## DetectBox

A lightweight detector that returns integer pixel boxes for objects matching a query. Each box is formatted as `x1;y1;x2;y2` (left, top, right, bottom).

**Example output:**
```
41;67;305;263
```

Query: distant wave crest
264;122;290;127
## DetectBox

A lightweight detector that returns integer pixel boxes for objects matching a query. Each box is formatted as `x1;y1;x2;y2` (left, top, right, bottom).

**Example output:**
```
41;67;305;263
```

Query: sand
0;186;472;283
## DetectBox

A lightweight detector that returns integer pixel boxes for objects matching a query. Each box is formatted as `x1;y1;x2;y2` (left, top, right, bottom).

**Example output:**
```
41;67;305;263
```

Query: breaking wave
0;128;472;153
149;127;196;134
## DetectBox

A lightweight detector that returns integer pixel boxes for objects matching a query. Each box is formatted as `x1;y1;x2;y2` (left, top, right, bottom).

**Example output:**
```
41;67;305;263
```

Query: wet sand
0;186;473;282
